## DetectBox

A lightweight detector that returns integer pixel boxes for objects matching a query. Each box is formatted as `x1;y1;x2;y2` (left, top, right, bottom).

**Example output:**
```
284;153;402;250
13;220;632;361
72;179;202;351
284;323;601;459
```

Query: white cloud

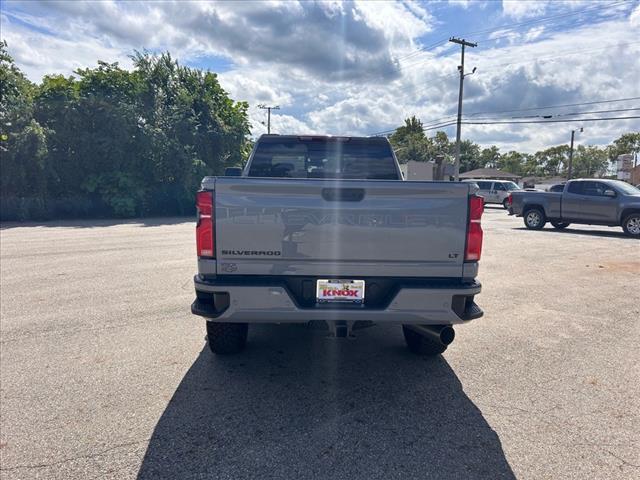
630;3;640;26
524;26;545;42
448;0;470;9
1;0;638;153
258;113;315;136
0;12;132;79
218;70;294;106
3;0;431;82
501;0;549;20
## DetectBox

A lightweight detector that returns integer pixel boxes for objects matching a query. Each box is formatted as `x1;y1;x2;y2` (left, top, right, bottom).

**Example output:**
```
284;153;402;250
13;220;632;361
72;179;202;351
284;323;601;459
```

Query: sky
1;0;639;153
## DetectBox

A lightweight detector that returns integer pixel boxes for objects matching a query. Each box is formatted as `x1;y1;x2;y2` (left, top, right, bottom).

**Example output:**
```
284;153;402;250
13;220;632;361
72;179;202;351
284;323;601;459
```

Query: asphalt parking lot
1;208;639;479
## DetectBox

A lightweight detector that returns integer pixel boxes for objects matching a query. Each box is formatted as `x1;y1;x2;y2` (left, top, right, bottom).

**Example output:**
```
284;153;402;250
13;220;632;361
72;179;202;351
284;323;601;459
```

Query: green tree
34;75;82;198
389;116;434;164
571;145;609;178
459;140;481;173
533;145;570;177
606;132;640;162
0;41;50;219
1;44;251;220
479;146;501;169
389;116;424;144
497;151;527;176
132;51;250;215
432;131;451;157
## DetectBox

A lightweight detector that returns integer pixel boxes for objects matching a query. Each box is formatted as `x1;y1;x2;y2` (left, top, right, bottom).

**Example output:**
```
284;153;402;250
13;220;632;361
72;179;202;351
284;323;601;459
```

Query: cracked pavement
1;210;639;479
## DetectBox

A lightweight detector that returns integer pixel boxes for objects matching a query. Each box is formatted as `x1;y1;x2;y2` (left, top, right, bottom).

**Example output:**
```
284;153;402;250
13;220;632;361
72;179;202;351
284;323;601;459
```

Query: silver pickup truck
191;135;484;355
509;179;640;237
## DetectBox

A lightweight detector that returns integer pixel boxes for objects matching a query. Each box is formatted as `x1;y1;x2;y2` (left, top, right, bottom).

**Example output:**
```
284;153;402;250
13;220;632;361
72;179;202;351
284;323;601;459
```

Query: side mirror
224;167;243;177
603;189;616;198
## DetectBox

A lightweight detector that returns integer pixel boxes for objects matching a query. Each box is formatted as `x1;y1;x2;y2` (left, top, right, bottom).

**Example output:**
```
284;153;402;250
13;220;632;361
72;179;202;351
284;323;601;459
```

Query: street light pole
449;37;477;181
567;127;583;180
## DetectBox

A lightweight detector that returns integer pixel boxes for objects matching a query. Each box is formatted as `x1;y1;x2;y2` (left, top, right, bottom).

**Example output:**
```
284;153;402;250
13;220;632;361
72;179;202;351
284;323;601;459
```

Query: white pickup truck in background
191;135;485;355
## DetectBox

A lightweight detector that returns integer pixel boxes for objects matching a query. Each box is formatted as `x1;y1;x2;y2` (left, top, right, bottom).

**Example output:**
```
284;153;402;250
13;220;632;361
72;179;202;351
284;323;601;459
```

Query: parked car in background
462;179;521;209
509;179;640;237
191;135;485;355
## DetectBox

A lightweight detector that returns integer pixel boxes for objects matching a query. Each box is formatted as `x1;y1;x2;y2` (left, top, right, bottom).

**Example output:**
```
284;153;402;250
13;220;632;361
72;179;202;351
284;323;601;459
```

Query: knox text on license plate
316;279;365;303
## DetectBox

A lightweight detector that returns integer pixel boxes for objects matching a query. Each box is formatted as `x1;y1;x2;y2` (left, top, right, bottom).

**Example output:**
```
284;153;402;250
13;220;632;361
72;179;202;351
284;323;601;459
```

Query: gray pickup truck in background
191;135;485;355
509;178;640;237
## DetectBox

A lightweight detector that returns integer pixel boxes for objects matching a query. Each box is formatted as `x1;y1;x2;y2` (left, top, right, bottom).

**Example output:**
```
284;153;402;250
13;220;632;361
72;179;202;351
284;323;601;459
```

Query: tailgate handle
321;188;365;202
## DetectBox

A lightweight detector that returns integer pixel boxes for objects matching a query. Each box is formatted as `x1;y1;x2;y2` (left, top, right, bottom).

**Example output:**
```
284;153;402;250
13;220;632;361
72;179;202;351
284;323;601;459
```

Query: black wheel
206;321;248;354
622;212;640;237
402;325;448;356
551;221;570;229
524;208;546;230
502;199;509;210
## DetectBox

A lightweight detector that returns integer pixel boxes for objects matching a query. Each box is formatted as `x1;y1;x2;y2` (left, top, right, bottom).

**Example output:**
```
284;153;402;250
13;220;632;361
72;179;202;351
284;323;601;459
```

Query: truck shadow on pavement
137;324;515;480
0;216;192;230
513;226;631;239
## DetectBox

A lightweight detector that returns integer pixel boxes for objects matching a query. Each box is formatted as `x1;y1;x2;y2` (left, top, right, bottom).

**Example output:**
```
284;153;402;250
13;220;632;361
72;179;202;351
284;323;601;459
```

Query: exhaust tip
440;326;455;345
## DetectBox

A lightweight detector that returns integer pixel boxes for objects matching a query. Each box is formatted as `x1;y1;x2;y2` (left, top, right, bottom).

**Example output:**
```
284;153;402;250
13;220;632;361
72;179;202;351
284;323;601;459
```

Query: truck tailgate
212;178;472;278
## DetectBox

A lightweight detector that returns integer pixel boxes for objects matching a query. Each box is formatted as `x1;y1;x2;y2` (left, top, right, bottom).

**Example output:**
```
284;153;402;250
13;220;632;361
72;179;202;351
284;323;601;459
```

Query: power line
419;115;640;133
403;39;640;101
422;121;458;132
506;106;640;120
451;106;640;123
404;39;640;78
374;112;640;136
303;2;634;119
396;38;449;62
369;98;640;136
471;13;614;45
462;115;640;125
400;45;456;70
301;4;635;118
462;0;627;38
465;96;640;118
470;40;640;71
397;1;627;69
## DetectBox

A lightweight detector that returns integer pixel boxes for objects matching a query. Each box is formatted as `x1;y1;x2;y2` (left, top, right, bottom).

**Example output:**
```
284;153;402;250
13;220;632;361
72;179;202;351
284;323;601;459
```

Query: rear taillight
196;191;214;258
507;194;513;206
465;195;484;262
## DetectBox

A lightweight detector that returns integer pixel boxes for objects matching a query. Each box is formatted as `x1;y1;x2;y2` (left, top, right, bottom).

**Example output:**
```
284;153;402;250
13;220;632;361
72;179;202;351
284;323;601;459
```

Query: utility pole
567;127;583;180
257;104;280;134
449;37;477;181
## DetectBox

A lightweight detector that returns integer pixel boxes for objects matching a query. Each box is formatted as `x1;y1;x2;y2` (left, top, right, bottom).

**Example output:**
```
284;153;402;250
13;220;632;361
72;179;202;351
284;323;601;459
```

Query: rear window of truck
247;137;399;180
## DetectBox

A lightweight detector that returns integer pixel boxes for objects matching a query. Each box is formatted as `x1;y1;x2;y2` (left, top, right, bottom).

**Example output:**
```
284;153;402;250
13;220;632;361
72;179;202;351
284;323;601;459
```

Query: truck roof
566;178;638;189
257;134;389;142
461;179;517;183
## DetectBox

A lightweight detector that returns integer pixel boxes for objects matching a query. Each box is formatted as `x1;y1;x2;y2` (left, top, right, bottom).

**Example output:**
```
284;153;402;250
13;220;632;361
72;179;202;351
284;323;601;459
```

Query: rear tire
402;325;448;356
622;212;640;237
551;221;570;229
524;208;546;230
503;199;509;210
206;321;248;354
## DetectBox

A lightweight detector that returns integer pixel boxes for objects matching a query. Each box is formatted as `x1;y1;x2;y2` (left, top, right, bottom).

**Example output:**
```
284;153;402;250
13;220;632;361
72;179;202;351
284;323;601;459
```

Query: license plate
316;279;365;304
